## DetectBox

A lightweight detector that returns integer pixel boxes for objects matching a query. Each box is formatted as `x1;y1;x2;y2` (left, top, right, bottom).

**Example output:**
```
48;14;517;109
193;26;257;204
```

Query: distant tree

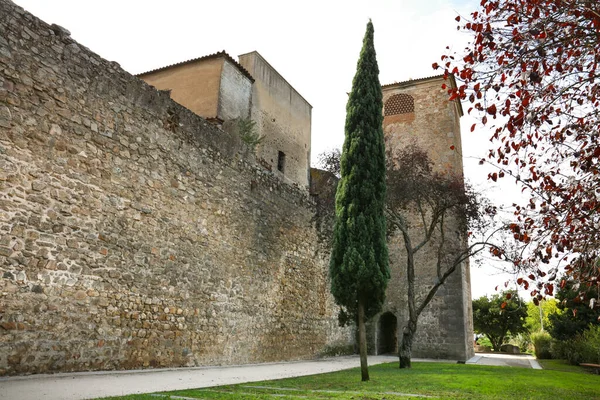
472;291;528;351
317;148;341;178
436;0;600;296
549;279;600;341
525;298;560;334
329;20;389;382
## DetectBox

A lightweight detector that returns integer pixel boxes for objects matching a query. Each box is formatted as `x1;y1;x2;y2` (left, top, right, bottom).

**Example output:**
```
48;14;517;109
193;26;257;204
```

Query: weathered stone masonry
0;0;351;375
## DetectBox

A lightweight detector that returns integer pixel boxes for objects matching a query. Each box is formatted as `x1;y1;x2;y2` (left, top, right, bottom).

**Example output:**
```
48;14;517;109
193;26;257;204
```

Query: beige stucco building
138;51;312;188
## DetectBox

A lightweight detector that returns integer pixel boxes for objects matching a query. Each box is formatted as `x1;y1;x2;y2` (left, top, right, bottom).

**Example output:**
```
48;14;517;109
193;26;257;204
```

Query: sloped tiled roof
381;74;452;88
136;50;254;82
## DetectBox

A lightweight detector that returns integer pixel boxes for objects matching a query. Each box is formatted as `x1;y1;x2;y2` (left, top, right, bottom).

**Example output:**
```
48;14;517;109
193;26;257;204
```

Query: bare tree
386;143;501;368
317;144;502;368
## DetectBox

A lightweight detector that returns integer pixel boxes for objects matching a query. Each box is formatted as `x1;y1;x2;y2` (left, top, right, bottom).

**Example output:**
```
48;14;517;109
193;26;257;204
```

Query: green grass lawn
537;359;592;374
98;361;600;400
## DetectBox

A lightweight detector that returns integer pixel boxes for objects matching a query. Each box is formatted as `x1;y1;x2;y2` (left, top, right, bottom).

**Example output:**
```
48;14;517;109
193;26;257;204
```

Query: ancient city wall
0;0;351;376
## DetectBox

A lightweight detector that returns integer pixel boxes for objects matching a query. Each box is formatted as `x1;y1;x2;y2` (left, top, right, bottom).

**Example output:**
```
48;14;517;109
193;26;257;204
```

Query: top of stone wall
238;51;313;109
0;0;311;205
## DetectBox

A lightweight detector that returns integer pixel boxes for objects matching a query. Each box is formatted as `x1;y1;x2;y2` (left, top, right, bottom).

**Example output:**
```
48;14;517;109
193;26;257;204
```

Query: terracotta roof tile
381;74;450;88
137;50;254;82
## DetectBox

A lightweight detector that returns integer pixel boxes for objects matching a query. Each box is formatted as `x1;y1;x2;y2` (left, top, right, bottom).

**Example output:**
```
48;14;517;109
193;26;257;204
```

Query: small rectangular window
277;151;286;173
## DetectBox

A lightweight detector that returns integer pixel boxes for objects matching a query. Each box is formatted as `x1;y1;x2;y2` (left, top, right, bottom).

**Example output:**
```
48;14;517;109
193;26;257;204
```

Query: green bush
551;325;600;365
512;333;532;353
477;336;492;348
531;331;553;359
237;118;264;151
552;339;583;365
550;339;568;360
581;325;600;364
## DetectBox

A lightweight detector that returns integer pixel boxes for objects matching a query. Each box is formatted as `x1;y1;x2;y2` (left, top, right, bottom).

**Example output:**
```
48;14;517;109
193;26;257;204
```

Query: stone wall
0;0;351;376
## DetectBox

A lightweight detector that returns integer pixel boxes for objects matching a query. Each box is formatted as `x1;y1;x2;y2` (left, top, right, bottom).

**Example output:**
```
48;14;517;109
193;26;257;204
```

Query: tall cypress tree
329;20;389;382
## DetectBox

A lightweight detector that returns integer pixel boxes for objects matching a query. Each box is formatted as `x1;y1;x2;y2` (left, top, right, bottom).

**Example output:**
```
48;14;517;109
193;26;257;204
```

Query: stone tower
367;75;474;361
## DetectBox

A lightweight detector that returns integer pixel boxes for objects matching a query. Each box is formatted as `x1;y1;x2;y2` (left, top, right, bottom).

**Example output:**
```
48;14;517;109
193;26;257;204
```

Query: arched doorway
377;312;398;355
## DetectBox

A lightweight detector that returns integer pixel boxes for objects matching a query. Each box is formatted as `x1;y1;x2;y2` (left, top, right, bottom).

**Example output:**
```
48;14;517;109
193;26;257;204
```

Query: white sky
12;0;522;298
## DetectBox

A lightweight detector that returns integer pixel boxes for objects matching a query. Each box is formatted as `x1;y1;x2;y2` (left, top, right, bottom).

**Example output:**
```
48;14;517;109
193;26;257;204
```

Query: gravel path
0;355;397;400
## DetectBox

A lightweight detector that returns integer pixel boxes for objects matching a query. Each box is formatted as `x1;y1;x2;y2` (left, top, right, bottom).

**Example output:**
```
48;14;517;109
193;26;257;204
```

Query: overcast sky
13;0;521;298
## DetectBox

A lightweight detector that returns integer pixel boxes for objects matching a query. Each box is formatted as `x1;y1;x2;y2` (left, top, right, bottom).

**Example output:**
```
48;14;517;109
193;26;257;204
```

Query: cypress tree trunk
358;293;369;381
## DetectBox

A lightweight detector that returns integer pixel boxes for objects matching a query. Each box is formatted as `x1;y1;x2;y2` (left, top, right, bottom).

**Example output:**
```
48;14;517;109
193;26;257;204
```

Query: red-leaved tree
435;0;600;306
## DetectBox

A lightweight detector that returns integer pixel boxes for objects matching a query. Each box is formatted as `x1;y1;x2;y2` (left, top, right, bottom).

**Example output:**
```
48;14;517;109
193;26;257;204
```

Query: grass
537;358;591;374
97;361;600;400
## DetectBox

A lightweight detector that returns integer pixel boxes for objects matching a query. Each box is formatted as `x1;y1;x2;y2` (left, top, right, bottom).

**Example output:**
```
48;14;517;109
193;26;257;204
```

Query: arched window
384;93;414;116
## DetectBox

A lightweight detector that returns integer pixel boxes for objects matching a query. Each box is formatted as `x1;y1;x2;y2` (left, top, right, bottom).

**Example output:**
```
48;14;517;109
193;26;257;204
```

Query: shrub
512;333;532;353
237;118;264;151
552;339;584;365
531;331;553;359
581;325;600;364
551;325;600;365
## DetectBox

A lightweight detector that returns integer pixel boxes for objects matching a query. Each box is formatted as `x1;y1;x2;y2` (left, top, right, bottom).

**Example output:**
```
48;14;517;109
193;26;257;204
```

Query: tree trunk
489;335;503;352
399;322;415;369
358;295;369;381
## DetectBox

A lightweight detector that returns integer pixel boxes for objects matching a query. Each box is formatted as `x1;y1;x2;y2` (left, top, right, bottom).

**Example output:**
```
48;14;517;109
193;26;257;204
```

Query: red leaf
450;145;455;150
471;123;476;132
455;15;461;22
501;302;507;309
